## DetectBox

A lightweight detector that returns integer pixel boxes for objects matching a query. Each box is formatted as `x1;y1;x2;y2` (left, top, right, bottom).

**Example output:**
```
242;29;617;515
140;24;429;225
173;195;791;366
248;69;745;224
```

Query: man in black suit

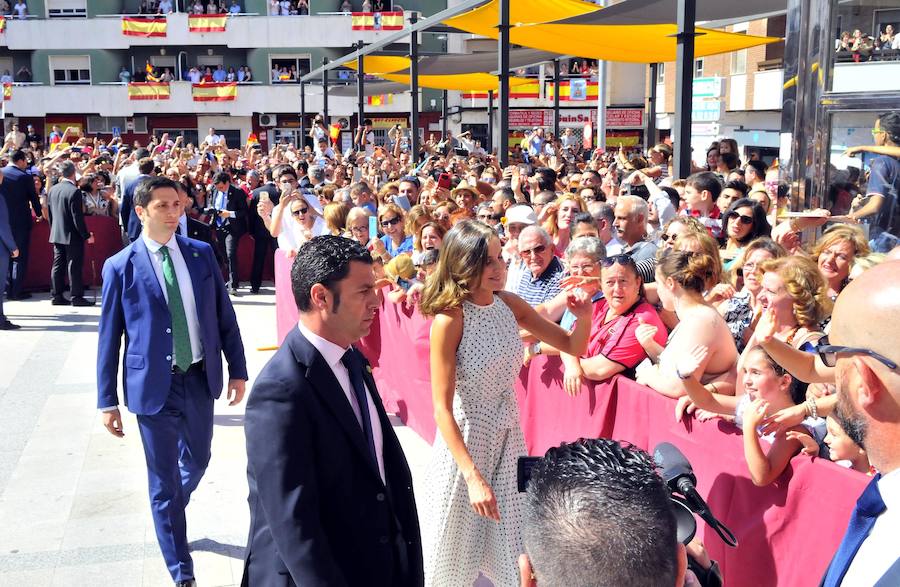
248;168;279;294
0;149;41;300
48;161;93;306
209;171;248;294
242;236;423;587
120;157;155;242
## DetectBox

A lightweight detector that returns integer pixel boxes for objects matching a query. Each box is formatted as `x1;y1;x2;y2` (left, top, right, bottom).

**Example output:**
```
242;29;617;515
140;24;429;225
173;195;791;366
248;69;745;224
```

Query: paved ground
0;286;433;586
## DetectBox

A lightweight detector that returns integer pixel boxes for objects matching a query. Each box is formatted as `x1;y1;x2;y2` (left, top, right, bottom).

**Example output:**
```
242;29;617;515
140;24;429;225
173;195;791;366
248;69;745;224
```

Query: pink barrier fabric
274;248;299;345
354;297;868;587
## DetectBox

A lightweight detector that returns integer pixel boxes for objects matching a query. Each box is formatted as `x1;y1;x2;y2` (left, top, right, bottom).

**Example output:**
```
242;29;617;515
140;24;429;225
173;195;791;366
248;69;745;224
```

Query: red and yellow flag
329;124;341;141
0;16;6;34
3;83;11;101
461;82;540;100
188;13;228;33
191;82;237;102
352;11;403;31
127;82;170;100
380;11;404;30
122;16;167;37
547;80;598;101
366;94;393;106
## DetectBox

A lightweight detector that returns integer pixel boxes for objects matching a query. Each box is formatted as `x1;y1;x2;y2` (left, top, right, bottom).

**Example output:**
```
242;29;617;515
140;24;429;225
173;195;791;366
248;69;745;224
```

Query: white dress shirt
142;232;204;366
297;321;385;483
842;468;900;585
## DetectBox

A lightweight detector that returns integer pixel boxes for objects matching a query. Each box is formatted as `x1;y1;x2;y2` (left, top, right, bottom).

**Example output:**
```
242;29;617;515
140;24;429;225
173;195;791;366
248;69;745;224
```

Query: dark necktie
822;474;886;587
341;349;377;467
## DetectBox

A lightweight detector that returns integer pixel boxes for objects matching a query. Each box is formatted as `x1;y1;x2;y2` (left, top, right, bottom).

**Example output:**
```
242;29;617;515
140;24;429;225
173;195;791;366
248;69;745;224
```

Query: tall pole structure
596;0;608;153
553;58;561;139
673;0;697;179
299;80;306;150
409;12;420;161
441;89;448;136
487;90;494;154
322;57;330;122
647;63;658;148
497;0;510;167
357;40;365;134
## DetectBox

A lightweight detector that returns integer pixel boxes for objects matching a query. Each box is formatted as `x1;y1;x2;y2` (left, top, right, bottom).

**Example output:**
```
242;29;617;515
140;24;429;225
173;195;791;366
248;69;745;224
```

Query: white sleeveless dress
422;296;527;587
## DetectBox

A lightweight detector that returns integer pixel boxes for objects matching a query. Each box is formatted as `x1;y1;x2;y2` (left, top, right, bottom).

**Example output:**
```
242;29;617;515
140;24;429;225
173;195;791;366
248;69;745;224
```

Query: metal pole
553;58;561;140
647;63;658;148
487;90;494;154
322;57;330;122
673;0;697;179
300;80;306;150
441;89;448;136
596;1;608;153
409;12;420;161
357;40;365;139
498;0;510;167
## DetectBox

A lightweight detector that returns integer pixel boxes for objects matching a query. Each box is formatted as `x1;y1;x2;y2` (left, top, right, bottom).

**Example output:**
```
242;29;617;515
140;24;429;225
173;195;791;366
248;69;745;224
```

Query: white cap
505;205;537;226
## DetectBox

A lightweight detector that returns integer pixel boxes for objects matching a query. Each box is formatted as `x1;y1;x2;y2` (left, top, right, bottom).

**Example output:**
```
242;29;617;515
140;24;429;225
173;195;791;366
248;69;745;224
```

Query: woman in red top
563;254;668;395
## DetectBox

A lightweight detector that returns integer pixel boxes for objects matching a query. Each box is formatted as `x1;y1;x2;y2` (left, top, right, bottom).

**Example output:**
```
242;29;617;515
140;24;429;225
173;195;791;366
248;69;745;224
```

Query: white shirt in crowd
203;133;222;147
296;320;385;482
842;468;900;586
141;232;204;366
605;236;625;256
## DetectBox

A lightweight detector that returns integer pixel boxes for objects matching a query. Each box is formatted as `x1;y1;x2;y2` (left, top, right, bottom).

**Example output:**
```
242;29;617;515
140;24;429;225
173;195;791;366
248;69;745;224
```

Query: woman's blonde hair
812;224;870;260
420;220;497;316
322;202;349;236
377;203;407;235
405;204;433;238
541;193;587;238
377;181;399;207
758;255;832;328
656;249;719;294
674;231;723;288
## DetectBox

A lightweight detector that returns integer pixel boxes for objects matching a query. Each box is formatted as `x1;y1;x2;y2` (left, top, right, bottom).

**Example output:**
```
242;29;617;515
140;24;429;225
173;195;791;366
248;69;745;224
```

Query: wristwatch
531;342;541;356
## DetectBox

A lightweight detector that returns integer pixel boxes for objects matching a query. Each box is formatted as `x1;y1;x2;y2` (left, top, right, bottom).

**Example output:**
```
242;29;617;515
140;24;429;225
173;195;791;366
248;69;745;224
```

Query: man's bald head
830;261;900;473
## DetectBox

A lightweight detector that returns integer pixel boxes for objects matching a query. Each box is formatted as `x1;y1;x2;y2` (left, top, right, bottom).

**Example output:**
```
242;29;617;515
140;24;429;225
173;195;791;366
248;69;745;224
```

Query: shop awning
378;71;534;92
341;48;560;76
443;0;781;63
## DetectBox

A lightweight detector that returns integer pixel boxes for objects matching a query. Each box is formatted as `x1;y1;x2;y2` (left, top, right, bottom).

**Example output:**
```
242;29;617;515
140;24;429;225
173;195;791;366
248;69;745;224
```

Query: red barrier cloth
357;297;869;587
274;248;299;344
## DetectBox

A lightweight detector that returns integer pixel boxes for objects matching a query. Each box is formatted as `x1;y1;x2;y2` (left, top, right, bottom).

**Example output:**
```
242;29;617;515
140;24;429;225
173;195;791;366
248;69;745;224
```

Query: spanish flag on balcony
128;82;170;100
188;13;228;33
351;11;404;31
192;82;237;102
462;82;540;100
547;80;598;101
3;83;11;101
366;94;393;106
122;16;167;37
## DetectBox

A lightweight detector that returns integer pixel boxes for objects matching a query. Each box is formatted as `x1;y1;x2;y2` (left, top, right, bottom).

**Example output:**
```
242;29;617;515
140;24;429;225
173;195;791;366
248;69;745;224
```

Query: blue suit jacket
119;174;147;242
0;196;16;254
0;164;40;230
96;234;248;415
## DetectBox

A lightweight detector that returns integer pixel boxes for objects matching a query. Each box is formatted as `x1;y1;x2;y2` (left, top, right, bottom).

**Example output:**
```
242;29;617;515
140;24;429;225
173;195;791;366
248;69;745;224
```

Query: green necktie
159;245;192;373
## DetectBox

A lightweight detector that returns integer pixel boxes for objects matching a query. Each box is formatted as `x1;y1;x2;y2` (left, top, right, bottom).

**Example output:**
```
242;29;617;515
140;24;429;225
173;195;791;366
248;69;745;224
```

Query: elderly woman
813;224;870;300
720;198;772;269
344;206;373;247
532;237;607;329
371;202;413;260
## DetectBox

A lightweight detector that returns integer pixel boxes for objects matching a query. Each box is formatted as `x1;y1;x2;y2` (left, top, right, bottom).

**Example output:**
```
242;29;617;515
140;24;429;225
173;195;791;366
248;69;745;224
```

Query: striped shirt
515;256;565;307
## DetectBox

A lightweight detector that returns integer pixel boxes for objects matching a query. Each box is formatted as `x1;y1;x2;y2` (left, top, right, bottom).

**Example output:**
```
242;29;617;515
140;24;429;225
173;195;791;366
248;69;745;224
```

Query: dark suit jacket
183;216;223;265
120;174;148;242
96;234;247;415
249;183;280;237
0;164;40;232
0;191;16;255
212;184;249;236
48;179;90;245
242;327;424;587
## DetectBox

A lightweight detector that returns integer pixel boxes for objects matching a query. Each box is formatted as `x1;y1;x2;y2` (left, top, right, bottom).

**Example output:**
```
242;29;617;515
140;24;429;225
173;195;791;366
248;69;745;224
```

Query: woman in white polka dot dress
419;220;592;586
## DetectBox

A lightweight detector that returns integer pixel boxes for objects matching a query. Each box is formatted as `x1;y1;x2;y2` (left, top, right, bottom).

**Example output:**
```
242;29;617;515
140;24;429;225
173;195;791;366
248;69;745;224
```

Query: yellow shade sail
380;71;534;92
444;0;781;63
345;55;411;75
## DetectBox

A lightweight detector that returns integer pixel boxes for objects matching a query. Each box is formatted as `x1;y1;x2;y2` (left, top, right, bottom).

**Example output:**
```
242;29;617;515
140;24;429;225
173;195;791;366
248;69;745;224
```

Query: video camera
517;442;738;547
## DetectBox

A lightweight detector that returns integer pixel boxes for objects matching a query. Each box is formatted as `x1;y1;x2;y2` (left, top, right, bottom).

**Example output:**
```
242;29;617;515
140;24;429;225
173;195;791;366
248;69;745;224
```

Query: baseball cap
505;205;537;226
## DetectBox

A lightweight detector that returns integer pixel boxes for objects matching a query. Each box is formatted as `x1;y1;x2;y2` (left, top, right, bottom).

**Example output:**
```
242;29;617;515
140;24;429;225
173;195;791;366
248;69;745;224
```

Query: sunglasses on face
817;336;898;369
600;253;636;268
292;207;309;216
381;216;402;228
519;244;547;258
730;214;753;225
660;232;678;243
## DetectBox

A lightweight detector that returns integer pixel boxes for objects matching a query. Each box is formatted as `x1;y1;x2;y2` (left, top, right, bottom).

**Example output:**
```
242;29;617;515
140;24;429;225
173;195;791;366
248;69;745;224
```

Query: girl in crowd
675;344;823;486
541;194;586;257
716;238;787;353
419;220;592;587
372;203;413;259
813;224;870;300
823;414;871;475
404;204;433;241
720;199;771;269
636;250;738;397
412;221;446;266
322;201;348;236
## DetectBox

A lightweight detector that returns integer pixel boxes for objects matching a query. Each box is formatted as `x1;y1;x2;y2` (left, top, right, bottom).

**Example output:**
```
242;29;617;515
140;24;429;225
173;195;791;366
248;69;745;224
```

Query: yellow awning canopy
345;55;411;75
345;60;534;91
444;0;781;63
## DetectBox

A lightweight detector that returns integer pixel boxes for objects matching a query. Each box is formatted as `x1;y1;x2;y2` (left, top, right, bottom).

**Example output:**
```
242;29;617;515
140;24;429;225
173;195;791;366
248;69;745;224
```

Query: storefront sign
509;108;644;130
606;108;643;128
508;110;546;127
371;117;407;129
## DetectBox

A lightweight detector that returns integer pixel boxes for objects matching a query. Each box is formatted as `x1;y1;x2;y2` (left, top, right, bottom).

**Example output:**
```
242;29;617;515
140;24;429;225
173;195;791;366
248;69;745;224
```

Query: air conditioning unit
337;117;350;130
259;114;277;127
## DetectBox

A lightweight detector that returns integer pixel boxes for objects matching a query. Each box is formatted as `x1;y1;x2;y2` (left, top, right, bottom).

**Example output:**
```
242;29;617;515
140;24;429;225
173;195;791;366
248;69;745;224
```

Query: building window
694;58;704;78
731;50;747;75
655;62;665;85
50;55;91;86
269;55;312;84
47;0;87;18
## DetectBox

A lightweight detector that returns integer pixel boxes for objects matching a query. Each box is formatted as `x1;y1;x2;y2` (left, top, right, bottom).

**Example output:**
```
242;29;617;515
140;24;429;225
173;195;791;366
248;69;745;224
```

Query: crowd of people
836;24;900;62
135;0;244;14
118;63;255;84
0;0;29;19
1;107;898;586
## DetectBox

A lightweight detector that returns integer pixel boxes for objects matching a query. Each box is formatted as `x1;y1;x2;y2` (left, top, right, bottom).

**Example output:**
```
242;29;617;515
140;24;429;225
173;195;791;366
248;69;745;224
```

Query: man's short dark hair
745;159;768;180
10;149;27;164
213;171;231;186
571;212;597;230
719;151;739;170
494;187;516;205
524;438;678;587
291;236;373;313
133;176;180;209
534;167;558;192
686;171;723;199
723;179;749;197
878;111;900;144
274;164;297;181
134;148;150;160
138;157;155;175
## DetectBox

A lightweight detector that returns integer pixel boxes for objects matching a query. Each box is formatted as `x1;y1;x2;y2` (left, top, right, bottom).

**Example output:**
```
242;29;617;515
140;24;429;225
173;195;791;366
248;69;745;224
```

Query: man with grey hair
588;201;624;255
48;160;94;306
515;225;565;306
307;164;325;188
613;195;657;262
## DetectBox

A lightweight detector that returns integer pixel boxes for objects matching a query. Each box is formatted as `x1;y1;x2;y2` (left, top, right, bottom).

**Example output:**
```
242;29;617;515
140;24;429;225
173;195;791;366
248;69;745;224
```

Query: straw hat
451;180;479;200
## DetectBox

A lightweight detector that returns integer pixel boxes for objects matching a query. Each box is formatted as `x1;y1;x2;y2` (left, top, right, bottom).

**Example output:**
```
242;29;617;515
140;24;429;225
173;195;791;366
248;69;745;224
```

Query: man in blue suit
0;149;41;300
97;176;247;586
0;167;21;329
242;236;423;587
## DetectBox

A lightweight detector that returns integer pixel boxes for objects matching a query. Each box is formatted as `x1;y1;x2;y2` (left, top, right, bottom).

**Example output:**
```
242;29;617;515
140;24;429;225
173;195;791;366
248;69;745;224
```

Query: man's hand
10;248;18;258
218;210;231;219
226;379;246;406
102;408;125;437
